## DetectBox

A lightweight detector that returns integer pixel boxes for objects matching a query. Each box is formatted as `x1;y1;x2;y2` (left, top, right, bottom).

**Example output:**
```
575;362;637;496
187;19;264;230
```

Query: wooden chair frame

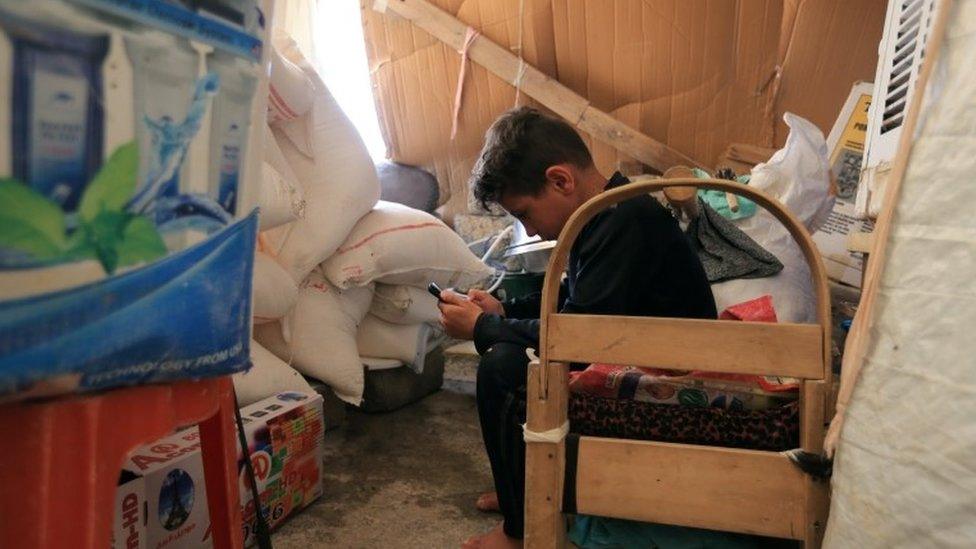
525;177;832;548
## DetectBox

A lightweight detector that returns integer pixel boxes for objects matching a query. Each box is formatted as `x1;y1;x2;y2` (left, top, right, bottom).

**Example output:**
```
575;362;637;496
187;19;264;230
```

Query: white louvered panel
856;0;941;218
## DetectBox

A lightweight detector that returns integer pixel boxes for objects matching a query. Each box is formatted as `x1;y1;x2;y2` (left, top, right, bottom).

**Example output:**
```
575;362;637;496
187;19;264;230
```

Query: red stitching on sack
335;222;447;254
267;92;289;122
269;83;299;120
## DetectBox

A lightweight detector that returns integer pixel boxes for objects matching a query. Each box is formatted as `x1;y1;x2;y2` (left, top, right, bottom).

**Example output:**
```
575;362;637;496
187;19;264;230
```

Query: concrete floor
272;389;496;548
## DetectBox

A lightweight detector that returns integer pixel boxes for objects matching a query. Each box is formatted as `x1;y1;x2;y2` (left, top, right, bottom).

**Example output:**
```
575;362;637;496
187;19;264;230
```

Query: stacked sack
243;34;492;406
234;40;318;406
325;200;492;396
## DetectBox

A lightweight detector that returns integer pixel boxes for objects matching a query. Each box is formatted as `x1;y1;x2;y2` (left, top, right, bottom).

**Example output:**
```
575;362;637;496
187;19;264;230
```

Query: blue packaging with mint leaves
1;12;108;213
0;0;264;401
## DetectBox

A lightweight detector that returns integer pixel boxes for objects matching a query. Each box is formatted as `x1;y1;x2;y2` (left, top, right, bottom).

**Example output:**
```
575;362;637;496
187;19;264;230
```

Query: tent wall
361;0;885;220
825;0;976;545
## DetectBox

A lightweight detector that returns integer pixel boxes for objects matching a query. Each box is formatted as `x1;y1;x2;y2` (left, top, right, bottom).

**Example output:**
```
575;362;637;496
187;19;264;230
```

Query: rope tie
513;0;526;106
513;59;527;106
451;27;480;140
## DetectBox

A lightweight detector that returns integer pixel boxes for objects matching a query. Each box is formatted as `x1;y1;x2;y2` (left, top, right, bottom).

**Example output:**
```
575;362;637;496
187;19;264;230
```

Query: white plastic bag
232;340;313;407
322;201;493;290
710;113;833;323
254;269;373;405
743;112;835;240
252;251;298;324
370;284;441;325
355;315;440;373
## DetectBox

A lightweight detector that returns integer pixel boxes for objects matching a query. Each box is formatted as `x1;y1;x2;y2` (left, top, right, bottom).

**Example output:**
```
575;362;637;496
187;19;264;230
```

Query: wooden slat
574;437;807;539
800;380;827;452
378;0;704;173
546;314;824;379
524;360;569;548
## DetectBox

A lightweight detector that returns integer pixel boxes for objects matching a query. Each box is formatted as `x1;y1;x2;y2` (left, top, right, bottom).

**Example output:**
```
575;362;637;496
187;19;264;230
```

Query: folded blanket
568;393;799;451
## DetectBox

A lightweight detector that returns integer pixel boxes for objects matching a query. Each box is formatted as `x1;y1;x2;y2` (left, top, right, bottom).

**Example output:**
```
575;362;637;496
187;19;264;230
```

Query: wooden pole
375;0;706;173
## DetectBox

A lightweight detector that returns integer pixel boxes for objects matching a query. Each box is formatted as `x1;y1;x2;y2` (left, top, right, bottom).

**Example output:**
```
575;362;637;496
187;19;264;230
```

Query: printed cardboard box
113;427;212;549
238;391;325;547
814;81;876;287
113;390;325;548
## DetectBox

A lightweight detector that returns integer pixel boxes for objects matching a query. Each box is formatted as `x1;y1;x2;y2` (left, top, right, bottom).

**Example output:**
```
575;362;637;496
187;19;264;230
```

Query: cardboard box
114;470;148;549
238;391;325;547
113;428;212;549
813;82;876;287
774;0;888;147
362;0;886;221
113;390;325;549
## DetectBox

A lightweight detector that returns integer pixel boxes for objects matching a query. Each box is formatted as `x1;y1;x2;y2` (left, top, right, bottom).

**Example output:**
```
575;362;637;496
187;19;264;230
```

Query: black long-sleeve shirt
472;172;717;355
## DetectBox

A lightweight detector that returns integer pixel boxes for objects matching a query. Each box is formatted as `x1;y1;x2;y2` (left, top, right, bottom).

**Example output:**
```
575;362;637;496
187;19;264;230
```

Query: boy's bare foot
475;491;500;513
461;523;523;549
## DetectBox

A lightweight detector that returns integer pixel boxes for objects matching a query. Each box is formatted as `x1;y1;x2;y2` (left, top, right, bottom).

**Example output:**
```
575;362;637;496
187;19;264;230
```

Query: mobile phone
428;282;468;302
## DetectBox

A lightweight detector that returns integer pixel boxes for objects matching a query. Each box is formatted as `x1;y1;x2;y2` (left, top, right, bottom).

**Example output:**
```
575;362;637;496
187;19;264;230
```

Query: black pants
476;342;529;539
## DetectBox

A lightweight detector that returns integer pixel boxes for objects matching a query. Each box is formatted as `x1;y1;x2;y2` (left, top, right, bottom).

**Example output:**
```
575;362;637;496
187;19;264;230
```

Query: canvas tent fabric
824;1;976;546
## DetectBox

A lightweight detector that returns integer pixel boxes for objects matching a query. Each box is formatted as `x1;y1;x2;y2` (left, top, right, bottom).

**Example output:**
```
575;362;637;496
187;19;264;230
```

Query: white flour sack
254;269;373;405
370;283;440;325
232;340;312;407
322;201;493;290
267;44;313;126
253;251;298;324
258;161;305;231
356;315;439;373
262;38;380;283
259;123;305;231
262;122;300;184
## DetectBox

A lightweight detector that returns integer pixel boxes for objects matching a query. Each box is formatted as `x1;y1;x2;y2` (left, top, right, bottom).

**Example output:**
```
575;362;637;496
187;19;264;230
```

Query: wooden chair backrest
538;177;831;396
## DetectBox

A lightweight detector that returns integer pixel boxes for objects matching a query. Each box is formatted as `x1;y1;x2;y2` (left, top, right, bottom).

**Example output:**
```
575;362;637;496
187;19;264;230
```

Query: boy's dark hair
470;106;593;210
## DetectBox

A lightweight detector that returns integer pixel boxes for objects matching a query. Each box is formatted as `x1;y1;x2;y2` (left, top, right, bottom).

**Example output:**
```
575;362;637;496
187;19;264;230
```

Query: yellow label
831;93;872;165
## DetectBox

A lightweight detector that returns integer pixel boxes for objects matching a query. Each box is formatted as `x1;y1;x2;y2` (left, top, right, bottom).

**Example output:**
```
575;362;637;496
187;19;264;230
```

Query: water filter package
0;0;267;401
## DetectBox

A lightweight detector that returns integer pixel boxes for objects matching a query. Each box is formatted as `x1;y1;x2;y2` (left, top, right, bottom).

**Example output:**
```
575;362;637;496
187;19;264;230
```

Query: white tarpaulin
825;1;976;546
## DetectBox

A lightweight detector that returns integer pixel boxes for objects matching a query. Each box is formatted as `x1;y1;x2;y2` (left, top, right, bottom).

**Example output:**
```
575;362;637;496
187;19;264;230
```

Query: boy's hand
468;289;505;316
438;290;483;340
